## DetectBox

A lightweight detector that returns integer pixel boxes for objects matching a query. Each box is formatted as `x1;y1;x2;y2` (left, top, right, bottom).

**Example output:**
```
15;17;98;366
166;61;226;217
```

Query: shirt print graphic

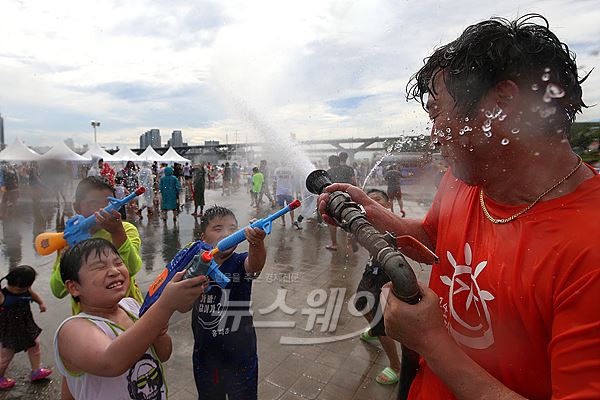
439;243;495;349
127;353;166;400
195;285;229;330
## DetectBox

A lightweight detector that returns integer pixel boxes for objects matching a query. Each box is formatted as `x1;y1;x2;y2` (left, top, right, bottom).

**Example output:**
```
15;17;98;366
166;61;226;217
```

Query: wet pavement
0;179;435;400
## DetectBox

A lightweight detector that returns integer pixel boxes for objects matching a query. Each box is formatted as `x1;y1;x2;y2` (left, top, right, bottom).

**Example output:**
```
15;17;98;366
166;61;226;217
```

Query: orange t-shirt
410;169;600;400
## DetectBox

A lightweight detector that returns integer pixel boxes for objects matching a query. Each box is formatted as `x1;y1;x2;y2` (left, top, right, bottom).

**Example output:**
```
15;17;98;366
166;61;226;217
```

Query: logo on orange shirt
440;243;495;349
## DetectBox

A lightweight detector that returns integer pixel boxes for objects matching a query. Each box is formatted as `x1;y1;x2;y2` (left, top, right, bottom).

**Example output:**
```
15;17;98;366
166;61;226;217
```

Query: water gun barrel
213;199;301;253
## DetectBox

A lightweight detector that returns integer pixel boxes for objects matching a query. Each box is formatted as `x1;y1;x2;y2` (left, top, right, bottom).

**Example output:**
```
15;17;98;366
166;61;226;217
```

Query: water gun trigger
261;221;273;234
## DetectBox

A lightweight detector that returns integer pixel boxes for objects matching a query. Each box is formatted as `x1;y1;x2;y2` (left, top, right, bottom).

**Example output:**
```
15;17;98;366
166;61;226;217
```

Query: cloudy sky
1;0;598;149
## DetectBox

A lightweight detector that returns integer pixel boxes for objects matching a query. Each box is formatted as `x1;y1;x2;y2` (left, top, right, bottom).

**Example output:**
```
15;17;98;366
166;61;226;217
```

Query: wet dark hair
407;14;589;133
75;176;115;204
366;188;389;202
200;206;238;233
0;265;37;288
59;239;120;302
252;167;259;173
339;152;349;163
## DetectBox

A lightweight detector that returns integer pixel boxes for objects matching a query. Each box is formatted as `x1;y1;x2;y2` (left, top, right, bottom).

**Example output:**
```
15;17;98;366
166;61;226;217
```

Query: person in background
0;265;52;390
160;166;181;222
384;163;405;216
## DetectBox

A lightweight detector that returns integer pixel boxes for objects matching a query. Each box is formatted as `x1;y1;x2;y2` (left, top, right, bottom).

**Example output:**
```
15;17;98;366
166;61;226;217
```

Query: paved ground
0;179;435;400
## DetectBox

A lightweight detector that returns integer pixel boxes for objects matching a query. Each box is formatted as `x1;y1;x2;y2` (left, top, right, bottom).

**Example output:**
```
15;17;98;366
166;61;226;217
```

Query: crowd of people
1;13;599;400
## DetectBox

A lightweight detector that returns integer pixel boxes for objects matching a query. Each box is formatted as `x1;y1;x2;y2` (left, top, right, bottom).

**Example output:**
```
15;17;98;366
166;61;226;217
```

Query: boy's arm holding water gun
243;227;267;275
57;272;207;377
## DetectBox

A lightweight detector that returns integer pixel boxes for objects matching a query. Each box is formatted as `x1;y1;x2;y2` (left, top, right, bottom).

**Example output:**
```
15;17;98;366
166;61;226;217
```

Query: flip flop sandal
375;367;400;385
359;329;378;342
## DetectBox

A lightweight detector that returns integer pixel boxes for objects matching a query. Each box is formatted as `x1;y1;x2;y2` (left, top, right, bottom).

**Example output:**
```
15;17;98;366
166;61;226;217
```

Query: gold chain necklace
479;156;583;224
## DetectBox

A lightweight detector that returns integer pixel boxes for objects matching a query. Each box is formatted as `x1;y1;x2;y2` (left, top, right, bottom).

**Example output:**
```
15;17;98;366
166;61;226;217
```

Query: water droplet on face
501;138;510;145
498;114;507;121
531;84;539;91
484;131;492;138
445;128;451;133
541;73;550;81
469;148;474;152
432;137;439;144
511;128;520;134
542;83;565;103
482;119;492;132
544;67;551;73
464;117;470;122
419;134;425;139
534;151;540;156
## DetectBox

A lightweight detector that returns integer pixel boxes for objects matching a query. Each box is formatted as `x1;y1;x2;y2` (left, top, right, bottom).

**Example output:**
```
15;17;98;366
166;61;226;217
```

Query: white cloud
0;0;598;148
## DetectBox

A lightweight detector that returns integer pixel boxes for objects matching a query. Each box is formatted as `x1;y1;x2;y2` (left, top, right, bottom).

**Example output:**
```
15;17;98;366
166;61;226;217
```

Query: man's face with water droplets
426;71;496;185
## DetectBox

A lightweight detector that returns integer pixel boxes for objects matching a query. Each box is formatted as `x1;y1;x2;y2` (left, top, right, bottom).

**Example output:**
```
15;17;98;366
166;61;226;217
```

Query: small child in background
0;265;52;390
251;167;264;212
355;189;401;385
192;206;267;399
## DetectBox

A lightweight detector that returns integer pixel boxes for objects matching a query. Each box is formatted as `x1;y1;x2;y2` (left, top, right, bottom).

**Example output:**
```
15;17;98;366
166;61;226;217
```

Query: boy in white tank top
54;238;208;399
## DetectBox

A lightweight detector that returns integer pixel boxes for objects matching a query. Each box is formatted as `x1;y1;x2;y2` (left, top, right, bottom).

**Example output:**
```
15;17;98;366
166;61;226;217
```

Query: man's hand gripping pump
307;170;437;400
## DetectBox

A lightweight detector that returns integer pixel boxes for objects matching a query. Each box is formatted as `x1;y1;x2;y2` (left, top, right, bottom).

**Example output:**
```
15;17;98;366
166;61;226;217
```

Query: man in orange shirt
319;14;600;399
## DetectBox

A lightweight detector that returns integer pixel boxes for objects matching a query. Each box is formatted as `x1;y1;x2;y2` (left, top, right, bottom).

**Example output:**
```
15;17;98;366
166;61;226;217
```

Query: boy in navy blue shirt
192;206;267;400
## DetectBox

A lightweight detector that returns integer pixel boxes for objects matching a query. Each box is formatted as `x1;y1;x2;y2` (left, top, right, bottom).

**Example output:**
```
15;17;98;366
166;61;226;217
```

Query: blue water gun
208;199;301;256
139;199;301;315
34;187;146;255
139;241;230;316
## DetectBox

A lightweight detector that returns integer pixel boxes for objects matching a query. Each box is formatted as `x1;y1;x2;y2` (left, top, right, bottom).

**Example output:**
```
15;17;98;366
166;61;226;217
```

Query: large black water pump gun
306;170;420;400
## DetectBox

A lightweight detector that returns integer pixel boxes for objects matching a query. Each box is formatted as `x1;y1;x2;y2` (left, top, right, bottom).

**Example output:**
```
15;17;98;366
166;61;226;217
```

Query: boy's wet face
368;192;390;208
69;248;130;307
201;215;238;256
76;188;112;217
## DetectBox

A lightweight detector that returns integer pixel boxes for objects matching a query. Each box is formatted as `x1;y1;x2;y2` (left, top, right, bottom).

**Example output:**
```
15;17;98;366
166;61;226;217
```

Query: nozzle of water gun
135;187;146;195
201;250;213;263
209;248;219;257
289;199;301;210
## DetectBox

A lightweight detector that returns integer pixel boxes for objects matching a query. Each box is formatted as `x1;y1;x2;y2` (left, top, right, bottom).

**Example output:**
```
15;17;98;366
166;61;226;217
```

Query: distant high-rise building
140;129;161;149
171;130;183;147
0;113;4;150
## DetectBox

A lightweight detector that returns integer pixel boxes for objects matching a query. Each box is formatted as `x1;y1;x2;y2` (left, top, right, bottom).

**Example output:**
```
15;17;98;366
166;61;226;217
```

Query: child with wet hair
50;176;144;314
0;265;52;390
355;189;402;385
192;205;267;399
54;238;208;399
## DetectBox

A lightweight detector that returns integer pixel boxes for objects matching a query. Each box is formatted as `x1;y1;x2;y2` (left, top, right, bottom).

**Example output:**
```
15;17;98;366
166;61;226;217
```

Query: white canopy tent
111;146;143;162
83;143;118;162
161;147;190;163
40;142;90;162
0;138;41;161
138;146;165;162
